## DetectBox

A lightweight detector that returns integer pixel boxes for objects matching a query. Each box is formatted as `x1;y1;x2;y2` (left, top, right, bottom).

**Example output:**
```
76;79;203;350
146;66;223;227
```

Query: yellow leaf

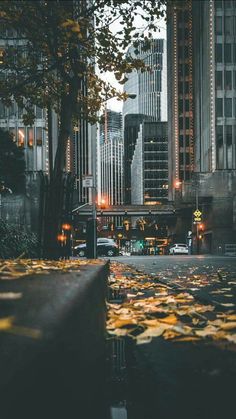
220;322;236;330
9;325;42;339
109;318;137;329
195;326;218;337
141;319;161;327
136;326;166;344
225;334;236;344
173;324;193;335
173;336;201;342
108;328;131;336
0;316;14;331
227;315;236;321
136;336;153;345
163;330;180;340
159;315;178;325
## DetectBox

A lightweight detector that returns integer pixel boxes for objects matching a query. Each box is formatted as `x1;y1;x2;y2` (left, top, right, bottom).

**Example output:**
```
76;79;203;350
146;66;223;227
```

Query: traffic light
140;240;144;249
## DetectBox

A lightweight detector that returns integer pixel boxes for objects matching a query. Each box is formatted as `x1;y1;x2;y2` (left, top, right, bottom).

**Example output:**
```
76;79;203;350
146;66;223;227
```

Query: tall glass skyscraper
99;110;123;205
192;0;236;172
123;39;167;121
123;38;168;204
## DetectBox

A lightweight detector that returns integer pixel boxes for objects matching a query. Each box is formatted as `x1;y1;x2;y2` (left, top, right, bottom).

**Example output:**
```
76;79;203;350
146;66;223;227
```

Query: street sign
82;175;94;188
193;209;202;222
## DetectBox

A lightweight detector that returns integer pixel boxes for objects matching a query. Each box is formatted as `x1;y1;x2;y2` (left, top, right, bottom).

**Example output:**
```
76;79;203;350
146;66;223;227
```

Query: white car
169;243;189;255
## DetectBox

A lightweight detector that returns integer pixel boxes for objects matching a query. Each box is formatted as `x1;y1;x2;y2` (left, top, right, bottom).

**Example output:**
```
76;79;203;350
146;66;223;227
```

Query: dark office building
131;122;168;204
99;109;122;144
123;38;167;204
167;0;236;253
123;114;150;204
167;0;195;200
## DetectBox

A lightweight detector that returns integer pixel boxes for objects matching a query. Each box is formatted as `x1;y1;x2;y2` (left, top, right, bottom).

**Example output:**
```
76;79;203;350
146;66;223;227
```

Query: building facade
99;110;123;205
0;26;49;175
123;38;168;204
100;138;124;206
192;0;236;172
167;0;195;200
123;39;167;121
99;109;122;144
131;122;168;204
167;0;236;253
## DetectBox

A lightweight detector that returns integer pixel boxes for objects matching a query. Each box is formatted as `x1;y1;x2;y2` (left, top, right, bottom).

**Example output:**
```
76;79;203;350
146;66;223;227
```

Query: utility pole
196;186;199;254
82;175;97;259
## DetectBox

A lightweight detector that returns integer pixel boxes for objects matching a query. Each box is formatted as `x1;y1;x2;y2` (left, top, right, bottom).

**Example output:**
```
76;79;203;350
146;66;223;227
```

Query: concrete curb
0;261;109;418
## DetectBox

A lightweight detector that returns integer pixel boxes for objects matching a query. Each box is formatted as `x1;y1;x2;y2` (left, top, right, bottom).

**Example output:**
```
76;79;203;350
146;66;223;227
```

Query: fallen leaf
225;334;236;344
159;315;178;325
173;336;201;342
136;325;166;344
220;322;236;330
108;318;137;329
9;325;42;339
195;326;218;337
0;316;14;330
0;292;22;300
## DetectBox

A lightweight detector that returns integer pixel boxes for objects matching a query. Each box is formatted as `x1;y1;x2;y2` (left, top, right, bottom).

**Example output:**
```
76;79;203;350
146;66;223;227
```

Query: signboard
193;209;202;223
82;175;94;188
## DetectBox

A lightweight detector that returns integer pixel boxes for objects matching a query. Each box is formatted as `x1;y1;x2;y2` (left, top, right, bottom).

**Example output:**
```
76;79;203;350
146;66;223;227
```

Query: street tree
0;0;166;258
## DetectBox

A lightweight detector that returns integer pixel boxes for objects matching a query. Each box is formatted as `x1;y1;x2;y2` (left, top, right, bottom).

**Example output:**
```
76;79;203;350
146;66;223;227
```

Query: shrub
0;219;39;259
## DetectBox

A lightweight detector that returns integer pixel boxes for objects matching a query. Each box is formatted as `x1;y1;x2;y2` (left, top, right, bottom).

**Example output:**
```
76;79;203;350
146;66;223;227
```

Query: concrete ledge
0;261;109;419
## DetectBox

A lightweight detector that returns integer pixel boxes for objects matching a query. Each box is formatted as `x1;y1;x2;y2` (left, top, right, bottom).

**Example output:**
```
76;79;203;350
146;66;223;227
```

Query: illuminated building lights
209;0;216;171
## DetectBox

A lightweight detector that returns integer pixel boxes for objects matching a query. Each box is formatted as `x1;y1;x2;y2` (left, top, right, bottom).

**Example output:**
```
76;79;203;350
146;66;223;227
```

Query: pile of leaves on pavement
0;258;102;280
107;262;236;346
0;258;102;338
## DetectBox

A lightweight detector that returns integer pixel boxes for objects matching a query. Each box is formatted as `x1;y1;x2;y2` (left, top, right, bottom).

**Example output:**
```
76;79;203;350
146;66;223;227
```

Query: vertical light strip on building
209;0;216;171
45;113;49;175
188;0;194;172
173;10;179;181
66;138;71;172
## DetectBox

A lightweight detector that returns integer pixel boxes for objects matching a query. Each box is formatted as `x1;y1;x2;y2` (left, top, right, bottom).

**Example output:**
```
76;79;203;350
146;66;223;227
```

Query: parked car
169;243;189;255
74;238;119;257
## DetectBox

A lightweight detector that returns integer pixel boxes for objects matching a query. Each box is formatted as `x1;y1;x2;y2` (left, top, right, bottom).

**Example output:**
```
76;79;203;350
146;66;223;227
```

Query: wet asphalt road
113;254;236;276
108;255;236;419
113;255;236;307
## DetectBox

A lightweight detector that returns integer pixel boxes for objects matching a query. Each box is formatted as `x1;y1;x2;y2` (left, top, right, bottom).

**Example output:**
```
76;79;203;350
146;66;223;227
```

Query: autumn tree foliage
0;0;166;257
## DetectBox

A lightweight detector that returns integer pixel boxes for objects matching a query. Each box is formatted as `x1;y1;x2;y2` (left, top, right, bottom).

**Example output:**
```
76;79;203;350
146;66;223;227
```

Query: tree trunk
40;85;78;259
